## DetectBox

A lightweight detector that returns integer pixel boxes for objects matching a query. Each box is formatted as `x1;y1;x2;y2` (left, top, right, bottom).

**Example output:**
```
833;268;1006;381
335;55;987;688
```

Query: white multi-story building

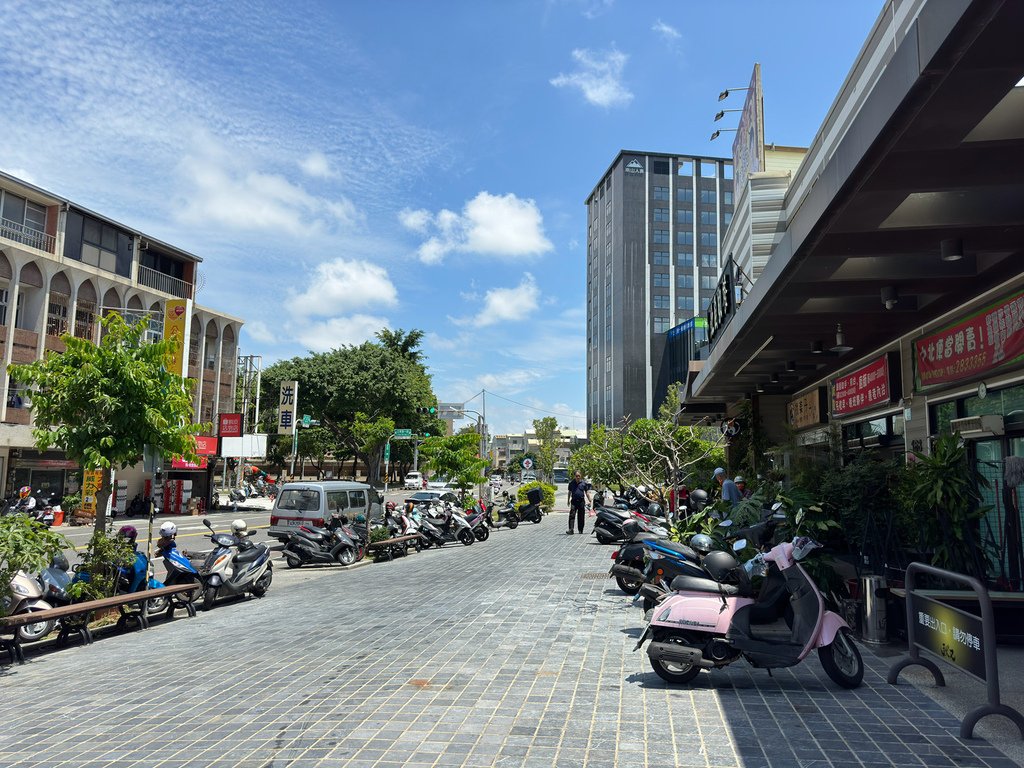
0;170;242;503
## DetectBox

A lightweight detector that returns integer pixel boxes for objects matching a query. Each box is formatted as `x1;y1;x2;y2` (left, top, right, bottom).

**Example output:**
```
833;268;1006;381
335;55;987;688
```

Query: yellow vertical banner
163;298;193;376
81;469;103;516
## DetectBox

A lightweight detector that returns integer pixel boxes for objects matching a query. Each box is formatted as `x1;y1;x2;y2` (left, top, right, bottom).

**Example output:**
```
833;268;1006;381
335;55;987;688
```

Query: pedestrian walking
714;467;742;507
566;471;591;535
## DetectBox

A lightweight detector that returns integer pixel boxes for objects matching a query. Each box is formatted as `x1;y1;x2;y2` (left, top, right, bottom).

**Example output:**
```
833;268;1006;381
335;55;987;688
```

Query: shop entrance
974;436;1024;591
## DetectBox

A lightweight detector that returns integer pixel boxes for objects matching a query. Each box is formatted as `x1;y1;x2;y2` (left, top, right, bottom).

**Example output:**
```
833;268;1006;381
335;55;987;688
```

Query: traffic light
416;406;437;415
423;432;430;438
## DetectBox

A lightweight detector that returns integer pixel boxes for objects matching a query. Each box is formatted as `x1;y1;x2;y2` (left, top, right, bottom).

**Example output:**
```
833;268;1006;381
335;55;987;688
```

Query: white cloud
398;207;431;234
289;258;398;317
299;151;335;178
652;19;680;40
176;136;359;237
404;192;553;265
550;48;633;108
462;273;540;328
296;314;391;352
243;320;276;344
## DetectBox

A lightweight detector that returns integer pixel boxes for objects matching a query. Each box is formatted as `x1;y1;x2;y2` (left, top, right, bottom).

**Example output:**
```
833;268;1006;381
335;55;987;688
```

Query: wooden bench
367;534;422;561
0;583;199;664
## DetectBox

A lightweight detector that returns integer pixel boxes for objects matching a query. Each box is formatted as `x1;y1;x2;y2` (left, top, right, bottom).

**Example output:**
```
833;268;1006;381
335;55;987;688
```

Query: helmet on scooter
646;503;663;518
117;525;138;542
702;550;741;582
159;521;177;538
18;485;31;499
385;501;397;512
231;519;248;535
690;533;714;554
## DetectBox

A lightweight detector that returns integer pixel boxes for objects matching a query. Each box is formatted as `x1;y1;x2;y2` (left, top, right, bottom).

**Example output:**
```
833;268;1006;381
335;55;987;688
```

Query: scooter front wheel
474;526;489;542
336;547;356;566
285;555;302;568
615;575;643;595
507;518;519;530
202;586;218;610
15;610;54;642
458;529;474;546
146;596;170;616
818;628;864;689
251;570;272;598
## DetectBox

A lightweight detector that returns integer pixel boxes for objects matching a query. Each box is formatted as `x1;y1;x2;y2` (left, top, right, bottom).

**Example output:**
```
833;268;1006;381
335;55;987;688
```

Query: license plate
285;519;303;526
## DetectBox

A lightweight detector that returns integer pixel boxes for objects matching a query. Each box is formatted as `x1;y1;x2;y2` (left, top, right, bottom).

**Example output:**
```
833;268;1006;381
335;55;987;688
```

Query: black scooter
282;514;364;568
487;493;520;529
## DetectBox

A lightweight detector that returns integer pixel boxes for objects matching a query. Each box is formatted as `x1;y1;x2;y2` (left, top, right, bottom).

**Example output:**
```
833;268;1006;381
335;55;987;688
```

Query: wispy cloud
299;151;336;179
296;314;392;353
401;192;553;265
550;47;633;108
652;19;680;40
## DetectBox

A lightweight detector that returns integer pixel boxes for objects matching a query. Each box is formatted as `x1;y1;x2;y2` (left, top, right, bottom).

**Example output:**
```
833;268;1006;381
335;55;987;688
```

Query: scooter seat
235;546;265;564
653;540;698;560
631;532;661;543
670;573;741;596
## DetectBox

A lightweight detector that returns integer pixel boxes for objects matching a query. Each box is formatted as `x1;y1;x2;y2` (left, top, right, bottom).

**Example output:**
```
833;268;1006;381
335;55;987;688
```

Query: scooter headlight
646;550;664;561
11;581;30;596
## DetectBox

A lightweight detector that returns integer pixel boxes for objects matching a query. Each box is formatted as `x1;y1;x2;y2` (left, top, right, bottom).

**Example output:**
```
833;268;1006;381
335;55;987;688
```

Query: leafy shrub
518;481;556;512
66;531;136;601
0;515;70;616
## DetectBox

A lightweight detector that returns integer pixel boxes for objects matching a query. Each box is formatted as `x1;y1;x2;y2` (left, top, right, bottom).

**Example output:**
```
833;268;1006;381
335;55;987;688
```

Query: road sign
302;414;311;428
522;458;534;470
384;443;391;462
394;428;412;438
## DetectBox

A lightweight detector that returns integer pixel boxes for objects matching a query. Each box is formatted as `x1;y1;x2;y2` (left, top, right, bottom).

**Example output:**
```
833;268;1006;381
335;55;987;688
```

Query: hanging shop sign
787;387;828;430
171;456;208;470
218;412;242;438
194;435;218;456
705;270;734;349
832;352;901;417
162;298;193;377
278;380;299;435
914;289;1024;389
81;469;103;516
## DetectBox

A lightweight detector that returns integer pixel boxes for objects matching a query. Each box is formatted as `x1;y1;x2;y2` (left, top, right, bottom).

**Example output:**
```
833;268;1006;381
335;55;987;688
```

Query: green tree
352;412;395;484
297;426;337;479
376;328;426;365
533;417;559;482
0;516;69;616
419;433;488;499
9;314;205;533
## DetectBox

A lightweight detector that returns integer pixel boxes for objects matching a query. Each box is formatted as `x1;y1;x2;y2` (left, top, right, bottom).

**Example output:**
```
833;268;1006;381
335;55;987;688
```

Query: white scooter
199;519;273;610
2;571;55;641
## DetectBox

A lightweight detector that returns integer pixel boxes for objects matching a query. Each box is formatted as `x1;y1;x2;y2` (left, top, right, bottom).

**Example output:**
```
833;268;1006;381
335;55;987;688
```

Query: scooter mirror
202;518;213;530
733;539;747;551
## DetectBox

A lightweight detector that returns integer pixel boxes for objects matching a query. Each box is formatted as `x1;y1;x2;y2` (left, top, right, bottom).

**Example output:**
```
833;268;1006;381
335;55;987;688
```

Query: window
677;274;693;289
653;295;670;309
700;275;717;290
677;187;692;203
700;253;717;268
80;215;120;273
327;491;349;512
653;208;669;222
700;189;716;204
651;251;669;266
677;252;693;268
677;159;693;176
723;191;733;205
279;489;321;512
654;317;670;333
0;191;48;251
700;211;716;225
724;164;734;180
700;297;711;312
652;229;669;244
46;293;69;337
700;232;717;247
652;272;669;288
348;489;367;510
0;285;8;326
677;231;693;246
677;209;692;225
700;162;717;178
653;186;669;201
677;295;694;311
652;160;670;175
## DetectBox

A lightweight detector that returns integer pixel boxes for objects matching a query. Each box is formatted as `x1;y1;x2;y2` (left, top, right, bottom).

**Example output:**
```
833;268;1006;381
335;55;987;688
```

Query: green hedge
517;481;556;513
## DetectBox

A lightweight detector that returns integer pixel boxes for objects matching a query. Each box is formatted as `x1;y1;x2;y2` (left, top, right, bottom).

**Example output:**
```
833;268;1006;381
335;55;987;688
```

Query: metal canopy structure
691;0;1024;405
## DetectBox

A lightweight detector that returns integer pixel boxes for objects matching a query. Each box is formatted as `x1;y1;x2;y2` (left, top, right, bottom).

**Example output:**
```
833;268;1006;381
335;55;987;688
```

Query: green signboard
910;592;986;681
394;428;412;439
383;443;391;462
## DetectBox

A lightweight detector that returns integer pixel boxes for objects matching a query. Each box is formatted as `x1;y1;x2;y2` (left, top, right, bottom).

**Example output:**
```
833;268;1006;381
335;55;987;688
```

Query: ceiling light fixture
755;383;765;393
811;340;824;354
770;373;780;384
881;285;899;310
830;323;853;354
786;361;797;372
940;238;963;262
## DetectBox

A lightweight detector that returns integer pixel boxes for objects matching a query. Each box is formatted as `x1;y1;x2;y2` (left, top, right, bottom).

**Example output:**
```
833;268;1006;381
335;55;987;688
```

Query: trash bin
860;575;888;644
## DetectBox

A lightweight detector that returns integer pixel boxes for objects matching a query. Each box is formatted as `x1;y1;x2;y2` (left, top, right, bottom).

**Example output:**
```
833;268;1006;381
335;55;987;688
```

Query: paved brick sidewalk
0;518;1017;768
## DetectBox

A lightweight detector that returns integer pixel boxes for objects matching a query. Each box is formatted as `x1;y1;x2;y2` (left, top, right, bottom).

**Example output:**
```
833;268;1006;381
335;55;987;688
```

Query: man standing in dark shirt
567;471;592;535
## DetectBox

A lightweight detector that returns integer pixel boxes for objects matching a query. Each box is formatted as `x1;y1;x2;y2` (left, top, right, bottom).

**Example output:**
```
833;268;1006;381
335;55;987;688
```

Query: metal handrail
137;265;194;299
0;217;55;253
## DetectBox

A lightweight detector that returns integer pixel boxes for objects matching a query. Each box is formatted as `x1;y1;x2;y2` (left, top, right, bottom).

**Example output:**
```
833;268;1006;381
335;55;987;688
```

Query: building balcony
137;265;194;300
0;218;56;254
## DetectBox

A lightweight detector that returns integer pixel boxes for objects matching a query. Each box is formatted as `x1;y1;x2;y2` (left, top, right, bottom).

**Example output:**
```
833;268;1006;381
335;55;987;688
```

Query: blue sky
0;0;882;435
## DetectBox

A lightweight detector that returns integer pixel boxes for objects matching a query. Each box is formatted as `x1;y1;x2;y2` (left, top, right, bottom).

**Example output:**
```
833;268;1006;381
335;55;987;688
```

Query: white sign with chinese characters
278;380;299;435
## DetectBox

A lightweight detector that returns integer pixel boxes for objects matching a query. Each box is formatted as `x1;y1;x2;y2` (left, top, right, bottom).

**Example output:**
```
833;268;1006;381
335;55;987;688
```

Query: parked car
403;471;424;490
427;476;453;490
404;490;460;507
268;481;383;543
521;472;537;483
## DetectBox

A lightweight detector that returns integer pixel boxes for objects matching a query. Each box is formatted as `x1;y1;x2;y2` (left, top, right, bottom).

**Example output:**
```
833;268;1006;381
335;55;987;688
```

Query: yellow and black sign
910;592;986;681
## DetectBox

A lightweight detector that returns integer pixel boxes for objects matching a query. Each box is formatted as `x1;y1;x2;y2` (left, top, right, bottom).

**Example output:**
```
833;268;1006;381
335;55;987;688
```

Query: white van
403;471;423;490
268;481;382;542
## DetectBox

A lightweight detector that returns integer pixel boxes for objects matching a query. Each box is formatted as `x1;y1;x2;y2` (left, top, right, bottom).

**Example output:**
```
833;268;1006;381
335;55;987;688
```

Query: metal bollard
861;575;888;644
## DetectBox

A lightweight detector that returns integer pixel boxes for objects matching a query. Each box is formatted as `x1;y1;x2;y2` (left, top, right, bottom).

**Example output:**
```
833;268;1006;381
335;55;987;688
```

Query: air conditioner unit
950;414;1004;437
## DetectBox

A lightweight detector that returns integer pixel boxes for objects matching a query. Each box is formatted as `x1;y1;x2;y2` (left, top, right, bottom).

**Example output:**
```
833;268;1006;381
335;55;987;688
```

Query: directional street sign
384;443;391;462
394;428;413;439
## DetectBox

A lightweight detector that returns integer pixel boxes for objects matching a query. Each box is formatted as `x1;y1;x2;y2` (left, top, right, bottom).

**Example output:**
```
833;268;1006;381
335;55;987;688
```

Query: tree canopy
419;432;489;499
9;314;205;531
532;416;559;481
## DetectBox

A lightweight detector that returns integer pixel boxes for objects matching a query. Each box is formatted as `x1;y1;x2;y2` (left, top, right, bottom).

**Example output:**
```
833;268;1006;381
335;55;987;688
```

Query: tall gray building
586;151;733;429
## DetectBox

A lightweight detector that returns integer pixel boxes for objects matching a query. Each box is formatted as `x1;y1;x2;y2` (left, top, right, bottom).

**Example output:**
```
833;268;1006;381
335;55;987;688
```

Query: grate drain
581;572;607;579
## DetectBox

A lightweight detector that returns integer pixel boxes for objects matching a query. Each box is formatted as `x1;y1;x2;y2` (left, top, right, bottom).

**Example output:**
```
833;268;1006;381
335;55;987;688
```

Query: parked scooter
2;571;55;642
282;513;363;567
37;552;73;608
463;501;491;542
608;517;673;594
487;493;519;530
634;537;863;688
517;487;545;524
199;519;273;609
415;504;474;546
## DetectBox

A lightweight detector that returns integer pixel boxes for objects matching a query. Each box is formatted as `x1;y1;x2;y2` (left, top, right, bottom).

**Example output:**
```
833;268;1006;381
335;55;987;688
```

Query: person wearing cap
734;476;753;499
714;467;742;507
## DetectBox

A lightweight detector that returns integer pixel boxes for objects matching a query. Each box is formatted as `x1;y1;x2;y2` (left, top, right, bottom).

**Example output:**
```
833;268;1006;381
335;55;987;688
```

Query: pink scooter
634;537;863;688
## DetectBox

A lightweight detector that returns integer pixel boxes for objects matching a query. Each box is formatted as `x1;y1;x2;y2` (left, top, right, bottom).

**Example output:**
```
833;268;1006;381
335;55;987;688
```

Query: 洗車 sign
278;381;298;436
